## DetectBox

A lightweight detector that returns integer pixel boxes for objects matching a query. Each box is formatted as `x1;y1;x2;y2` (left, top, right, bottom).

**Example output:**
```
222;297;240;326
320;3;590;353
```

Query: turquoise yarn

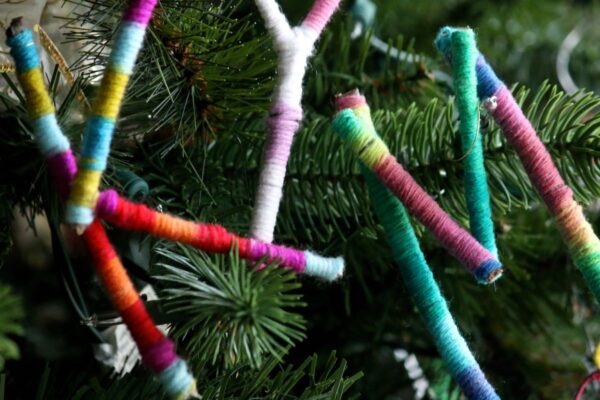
439;28;498;257
351;0;377;29
157;358;194;396
362;166;499;399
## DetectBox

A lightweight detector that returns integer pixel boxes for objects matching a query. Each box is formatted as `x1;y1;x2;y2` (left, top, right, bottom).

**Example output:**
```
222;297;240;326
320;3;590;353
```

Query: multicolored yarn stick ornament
6;20;197;399
436;26;600;303
65;0;158;230
448;29;497;257
332;92;503;284
361;167;499;399
335;92;499;399
96;191;344;281
250;0;342;243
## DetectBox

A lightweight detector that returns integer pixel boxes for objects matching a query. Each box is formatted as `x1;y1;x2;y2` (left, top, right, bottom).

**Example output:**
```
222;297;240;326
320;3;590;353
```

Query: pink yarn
335;93;366;111
303;0;342;33
123;0;158;25
375;155;494;272
248;240;306;273
264;102;303;164
142;338;178;373
492;86;573;214
47;150;77;199
96;189;119;217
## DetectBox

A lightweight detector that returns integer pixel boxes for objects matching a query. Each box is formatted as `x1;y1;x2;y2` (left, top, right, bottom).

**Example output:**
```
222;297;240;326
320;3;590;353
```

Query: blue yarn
475;54;504;99
361;165;500;399
433;26;456;61
456;366;501;400
304;251;344;281
110;22;147;74
80;116;115;171
33;114;70;156
474;259;502;284
65;204;94;226
7;30;39;73
157;359;194;397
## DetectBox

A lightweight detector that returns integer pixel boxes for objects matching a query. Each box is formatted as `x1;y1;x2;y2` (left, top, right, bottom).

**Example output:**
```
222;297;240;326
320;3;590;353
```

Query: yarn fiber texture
436;26;600;304
250;0;341;243
331;94;502;284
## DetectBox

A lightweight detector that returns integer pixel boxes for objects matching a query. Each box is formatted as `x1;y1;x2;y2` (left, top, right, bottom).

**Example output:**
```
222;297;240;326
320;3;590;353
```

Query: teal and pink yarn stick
250;0;342;243
66;0;159;230
362;167;499;399
6;19;197;399
436;26;600;303
448;29;497;257
332;93;503;284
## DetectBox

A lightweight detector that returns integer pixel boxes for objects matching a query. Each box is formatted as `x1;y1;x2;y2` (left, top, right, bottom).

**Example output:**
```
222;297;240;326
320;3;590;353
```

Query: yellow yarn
93;69;129;119
68;169;102;208
19;68;54;118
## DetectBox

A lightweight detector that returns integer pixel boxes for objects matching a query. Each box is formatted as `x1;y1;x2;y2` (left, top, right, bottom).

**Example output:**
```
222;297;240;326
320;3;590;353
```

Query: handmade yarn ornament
335;93;500;399
447;28;497;257
250;0;342;243
6;20;197;399
331;92;503;284
435;26;600;303
65;0;159;230
575;342;600;399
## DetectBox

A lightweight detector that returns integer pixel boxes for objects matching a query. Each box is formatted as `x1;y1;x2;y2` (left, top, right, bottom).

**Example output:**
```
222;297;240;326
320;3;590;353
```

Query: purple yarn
96;189;119;218
248;240;306;273
123;0;157;25
47;150;77;199
142;338;178;373
264;102;303;165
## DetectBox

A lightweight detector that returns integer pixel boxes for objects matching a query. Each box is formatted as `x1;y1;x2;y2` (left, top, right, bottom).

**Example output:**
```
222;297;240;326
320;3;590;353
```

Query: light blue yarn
304;251;344;281
65;204;94;226
110;22;147;74
6;30;39;73
157;359;194;396
80;116;115;171
33;114;70;156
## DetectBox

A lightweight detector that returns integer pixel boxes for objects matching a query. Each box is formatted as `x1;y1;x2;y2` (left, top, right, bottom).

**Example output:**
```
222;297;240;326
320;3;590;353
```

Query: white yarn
250;0;327;243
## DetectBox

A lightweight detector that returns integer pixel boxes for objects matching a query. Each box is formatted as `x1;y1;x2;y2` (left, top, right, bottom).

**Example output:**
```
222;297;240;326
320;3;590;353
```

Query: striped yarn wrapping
436;26;600;304
250;0;341;243
332;94;503;284
65;0;158;227
7;24;197;399
96;191;344;281
449;29;498;257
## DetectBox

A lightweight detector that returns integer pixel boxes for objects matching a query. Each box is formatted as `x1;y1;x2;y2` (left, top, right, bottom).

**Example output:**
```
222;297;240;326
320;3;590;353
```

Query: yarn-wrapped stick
332;92;503;285
250;0;342;243
449;28;497;256
436;26;600;303
65;0;159;230
6;20;197;399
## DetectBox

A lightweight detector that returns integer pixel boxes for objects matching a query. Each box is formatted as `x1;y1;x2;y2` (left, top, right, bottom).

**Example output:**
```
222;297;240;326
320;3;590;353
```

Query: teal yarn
362;166;500;399
351;0;377;29
446;28;497;257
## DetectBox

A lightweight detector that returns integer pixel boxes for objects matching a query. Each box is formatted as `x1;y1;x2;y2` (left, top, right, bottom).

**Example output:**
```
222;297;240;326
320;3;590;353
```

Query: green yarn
451;29;498;257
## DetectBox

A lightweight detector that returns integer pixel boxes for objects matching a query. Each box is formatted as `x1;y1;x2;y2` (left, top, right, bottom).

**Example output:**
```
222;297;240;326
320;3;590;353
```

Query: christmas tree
2;0;600;398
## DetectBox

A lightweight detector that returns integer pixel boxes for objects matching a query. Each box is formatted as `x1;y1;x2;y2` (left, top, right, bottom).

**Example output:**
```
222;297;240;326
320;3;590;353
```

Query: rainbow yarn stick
332;92;503;284
6;20;197;399
436;26;600;303
66;0;159;230
362;167;500;400
448;29;497;257
96;191;344;281
250;0;342;243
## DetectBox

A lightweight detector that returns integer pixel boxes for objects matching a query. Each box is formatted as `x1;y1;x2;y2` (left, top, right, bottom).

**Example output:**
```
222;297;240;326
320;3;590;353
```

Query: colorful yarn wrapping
448;29;497;257
6;23;197;399
96;190;344;281
250;0;341;243
362;167;499;399
65;0;158;227
436;26;600;303
339;92;499;397
332;93;503;284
